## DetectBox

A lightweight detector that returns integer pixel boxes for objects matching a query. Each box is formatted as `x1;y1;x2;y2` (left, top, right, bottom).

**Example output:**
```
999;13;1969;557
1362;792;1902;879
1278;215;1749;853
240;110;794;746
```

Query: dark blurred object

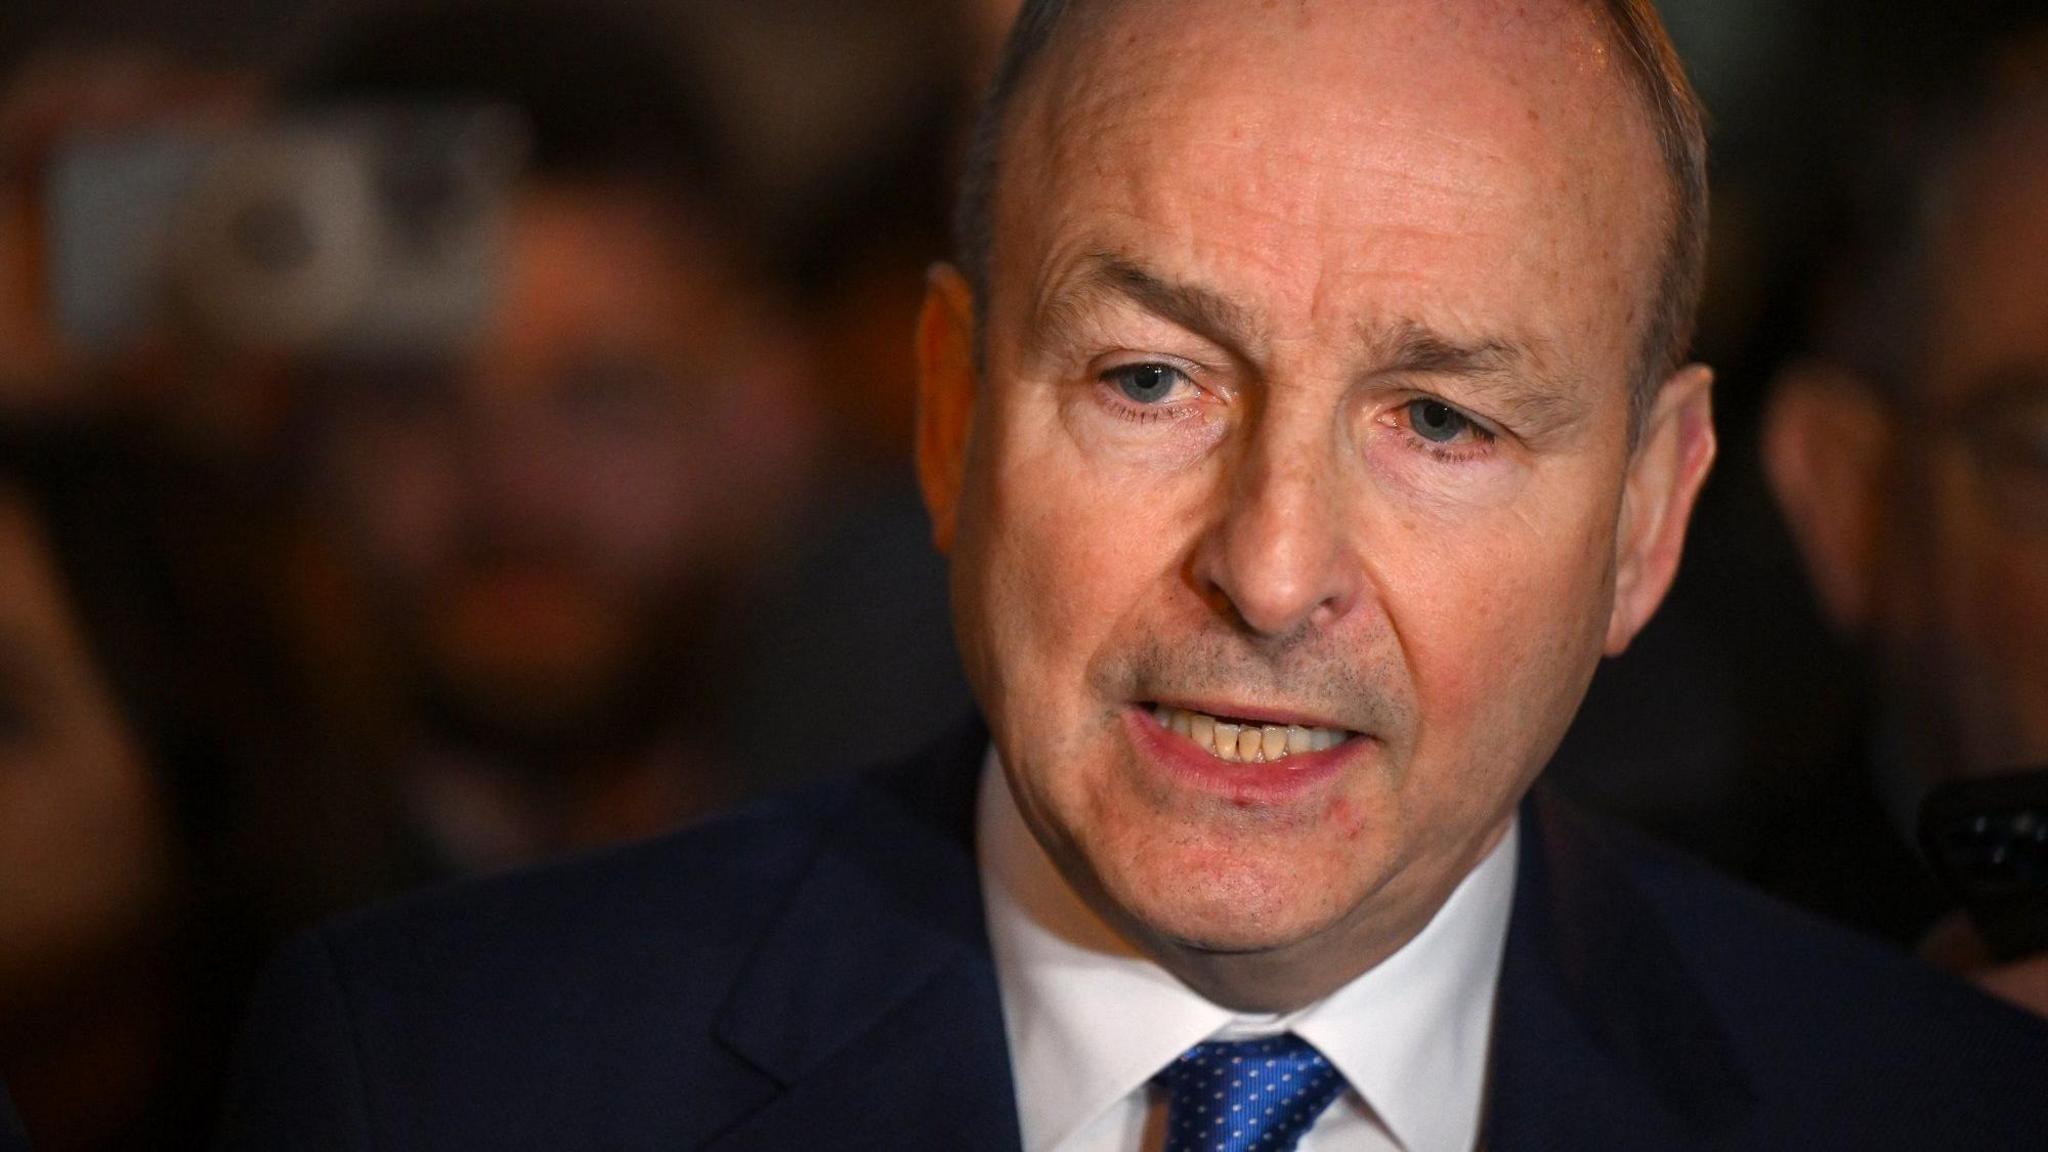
47;104;524;355
1922;768;2048;964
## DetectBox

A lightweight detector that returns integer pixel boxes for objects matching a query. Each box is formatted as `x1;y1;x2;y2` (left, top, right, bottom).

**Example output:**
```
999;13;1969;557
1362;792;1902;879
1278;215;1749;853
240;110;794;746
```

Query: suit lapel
707;720;1023;1151
1486;787;1757;1151
703;732;1760;1151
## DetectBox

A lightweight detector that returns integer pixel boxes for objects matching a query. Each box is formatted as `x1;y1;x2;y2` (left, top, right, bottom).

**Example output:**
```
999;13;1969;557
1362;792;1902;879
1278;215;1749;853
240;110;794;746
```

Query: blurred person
219;2;2047;1149
1764;28;2048;1015
0;51;285;1152
0;480;169;1151
239;2;817;887
0;439;245;1152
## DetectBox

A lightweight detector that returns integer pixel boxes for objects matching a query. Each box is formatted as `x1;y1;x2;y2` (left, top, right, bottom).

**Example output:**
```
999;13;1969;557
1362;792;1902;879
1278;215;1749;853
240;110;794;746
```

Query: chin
1088;835;1366;957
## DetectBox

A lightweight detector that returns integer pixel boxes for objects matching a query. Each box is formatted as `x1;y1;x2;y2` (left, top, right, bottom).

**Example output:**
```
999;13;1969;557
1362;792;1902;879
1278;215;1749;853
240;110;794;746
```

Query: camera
1920;765;2048;962
46;104;526;355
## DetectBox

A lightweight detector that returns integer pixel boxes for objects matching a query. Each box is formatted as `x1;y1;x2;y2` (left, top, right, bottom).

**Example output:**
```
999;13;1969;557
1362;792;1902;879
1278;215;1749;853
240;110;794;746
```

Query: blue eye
1408;399;1472;443
1106;362;1186;405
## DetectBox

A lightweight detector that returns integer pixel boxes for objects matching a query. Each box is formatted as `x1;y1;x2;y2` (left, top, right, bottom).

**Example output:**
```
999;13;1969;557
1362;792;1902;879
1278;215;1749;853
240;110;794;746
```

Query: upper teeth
1151;705;1347;764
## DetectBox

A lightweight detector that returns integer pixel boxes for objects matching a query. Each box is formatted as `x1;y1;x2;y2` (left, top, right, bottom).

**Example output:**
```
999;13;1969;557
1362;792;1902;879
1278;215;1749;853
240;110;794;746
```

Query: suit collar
1487;785;1758;1150
708;718;1022;1150
706;721;1757;1150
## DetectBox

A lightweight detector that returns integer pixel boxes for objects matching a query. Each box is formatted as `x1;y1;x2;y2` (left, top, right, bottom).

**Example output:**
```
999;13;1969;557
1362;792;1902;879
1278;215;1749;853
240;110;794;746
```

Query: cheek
958;396;1210;758
973;441;1139;705
331;429;459;582
570;441;709;568
1391;488;1615;806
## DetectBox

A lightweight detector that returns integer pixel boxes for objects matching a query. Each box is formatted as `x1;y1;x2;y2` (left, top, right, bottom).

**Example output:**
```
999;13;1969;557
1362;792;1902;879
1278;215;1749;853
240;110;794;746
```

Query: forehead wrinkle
1363;316;1587;435
1036;250;1271;361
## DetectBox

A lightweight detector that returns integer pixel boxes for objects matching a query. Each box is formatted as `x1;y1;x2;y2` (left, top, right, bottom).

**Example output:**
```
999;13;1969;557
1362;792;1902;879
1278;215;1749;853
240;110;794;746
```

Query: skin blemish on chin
1327;794;1368;840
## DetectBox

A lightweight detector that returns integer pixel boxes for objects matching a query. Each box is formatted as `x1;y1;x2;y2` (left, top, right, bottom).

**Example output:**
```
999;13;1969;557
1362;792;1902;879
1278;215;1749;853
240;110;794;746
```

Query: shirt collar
978;747;1517;1152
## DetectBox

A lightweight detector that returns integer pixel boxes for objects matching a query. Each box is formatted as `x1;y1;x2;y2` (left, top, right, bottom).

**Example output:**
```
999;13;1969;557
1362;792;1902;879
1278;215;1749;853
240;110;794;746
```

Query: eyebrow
1038;252;1267;359
1365;317;1585;436
1036;252;1586;437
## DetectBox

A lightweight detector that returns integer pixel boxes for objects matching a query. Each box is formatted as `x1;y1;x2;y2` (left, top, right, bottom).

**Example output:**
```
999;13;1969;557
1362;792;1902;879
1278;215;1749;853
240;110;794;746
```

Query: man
216;2;2048;1149
1763;28;2048;1015
0;475;185;1149
248;4;814;895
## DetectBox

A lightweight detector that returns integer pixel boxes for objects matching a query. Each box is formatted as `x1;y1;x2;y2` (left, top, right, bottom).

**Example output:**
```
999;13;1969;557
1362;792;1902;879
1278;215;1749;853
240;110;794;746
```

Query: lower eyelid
1090;380;1194;423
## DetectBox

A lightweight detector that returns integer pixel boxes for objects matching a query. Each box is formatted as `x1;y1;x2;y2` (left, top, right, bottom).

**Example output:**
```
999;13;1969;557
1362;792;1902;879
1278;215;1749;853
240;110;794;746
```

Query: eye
1406;398;1478;443
1104;362;1190;405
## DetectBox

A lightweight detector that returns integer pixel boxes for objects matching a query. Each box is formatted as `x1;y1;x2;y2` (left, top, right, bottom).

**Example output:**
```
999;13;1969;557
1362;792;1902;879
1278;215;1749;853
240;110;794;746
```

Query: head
288;4;812;755
1767;31;2048;791
918;0;1715;1008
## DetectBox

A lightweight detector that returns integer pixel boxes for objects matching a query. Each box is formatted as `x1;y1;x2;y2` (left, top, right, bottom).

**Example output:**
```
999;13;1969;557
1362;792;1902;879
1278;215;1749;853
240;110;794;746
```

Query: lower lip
1123;706;1355;804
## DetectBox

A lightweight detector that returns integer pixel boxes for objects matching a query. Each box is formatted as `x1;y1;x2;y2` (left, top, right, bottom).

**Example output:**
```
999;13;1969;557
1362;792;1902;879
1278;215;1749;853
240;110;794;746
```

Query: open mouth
1147;703;1354;765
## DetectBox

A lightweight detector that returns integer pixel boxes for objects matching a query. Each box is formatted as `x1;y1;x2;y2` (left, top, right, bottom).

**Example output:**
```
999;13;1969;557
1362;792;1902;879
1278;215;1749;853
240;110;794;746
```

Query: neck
401;730;721;872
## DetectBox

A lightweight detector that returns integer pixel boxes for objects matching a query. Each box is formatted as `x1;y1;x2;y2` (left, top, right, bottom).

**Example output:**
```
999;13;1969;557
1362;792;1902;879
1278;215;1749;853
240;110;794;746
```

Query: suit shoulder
218;715;994;1150
217;774;875;1149
1578;809;2048;1124
312;773;860;985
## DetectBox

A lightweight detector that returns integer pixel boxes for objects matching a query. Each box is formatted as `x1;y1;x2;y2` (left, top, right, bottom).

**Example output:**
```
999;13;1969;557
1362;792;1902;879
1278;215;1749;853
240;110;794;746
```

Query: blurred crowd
0;0;2042;1148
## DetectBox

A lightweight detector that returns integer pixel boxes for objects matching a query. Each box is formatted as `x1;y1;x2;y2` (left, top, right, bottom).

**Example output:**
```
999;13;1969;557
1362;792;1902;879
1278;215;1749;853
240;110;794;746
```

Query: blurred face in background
1885;111;2048;778
311;184;809;752
1772;99;2048;785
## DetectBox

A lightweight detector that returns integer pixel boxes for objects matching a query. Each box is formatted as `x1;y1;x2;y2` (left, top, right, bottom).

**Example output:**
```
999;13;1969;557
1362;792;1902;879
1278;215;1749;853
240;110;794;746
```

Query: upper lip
1143;698;1355;733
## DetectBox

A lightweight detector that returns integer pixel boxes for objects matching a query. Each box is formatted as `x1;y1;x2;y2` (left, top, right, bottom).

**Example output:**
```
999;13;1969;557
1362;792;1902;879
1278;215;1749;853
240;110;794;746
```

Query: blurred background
0;0;2043;1147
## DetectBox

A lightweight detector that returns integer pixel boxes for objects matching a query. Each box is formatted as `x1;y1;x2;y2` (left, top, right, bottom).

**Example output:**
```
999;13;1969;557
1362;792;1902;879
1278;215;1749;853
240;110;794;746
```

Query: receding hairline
954;0;1709;424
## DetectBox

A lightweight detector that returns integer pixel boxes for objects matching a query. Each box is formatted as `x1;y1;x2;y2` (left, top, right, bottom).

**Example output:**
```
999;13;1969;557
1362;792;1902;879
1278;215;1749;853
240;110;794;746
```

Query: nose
459;401;570;542
1191;400;1359;639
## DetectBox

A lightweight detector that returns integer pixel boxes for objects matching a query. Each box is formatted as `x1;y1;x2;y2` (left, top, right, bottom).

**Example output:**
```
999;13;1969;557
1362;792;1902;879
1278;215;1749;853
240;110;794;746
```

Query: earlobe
1605;363;1717;655
915;263;979;554
1760;360;1892;633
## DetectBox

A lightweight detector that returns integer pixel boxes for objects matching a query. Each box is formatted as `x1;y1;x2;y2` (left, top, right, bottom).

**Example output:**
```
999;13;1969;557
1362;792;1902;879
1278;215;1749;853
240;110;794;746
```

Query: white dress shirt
977;750;1517;1152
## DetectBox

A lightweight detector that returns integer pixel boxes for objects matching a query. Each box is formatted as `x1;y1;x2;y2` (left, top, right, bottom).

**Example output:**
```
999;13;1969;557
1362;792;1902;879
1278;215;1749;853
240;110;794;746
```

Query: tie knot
1153;1033;1348;1152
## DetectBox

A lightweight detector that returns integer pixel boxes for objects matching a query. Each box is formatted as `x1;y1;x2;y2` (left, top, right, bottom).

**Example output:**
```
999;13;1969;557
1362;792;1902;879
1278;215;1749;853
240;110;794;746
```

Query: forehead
991;0;1664;380
487;183;754;364
1928;112;2048;399
509;186;725;306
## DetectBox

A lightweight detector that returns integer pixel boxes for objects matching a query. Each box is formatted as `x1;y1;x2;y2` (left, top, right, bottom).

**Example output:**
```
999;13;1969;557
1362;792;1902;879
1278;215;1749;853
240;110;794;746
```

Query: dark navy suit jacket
215;720;2048;1150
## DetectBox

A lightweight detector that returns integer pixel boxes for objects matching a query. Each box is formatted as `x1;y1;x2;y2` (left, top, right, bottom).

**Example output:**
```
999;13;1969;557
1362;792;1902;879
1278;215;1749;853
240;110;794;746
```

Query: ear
1760;359;1892;632
915;263;978;554
1605;363;1717;655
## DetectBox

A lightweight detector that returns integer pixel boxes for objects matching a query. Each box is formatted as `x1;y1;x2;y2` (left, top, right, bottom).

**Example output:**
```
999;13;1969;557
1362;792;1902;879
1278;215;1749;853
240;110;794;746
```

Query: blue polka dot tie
1153;1033;1348;1152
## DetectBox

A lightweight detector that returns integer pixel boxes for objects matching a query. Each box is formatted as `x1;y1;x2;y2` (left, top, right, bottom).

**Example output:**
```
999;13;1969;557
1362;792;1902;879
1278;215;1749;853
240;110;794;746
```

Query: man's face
316;186;804;747
923;0;1710;999
1883;115;2048;777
